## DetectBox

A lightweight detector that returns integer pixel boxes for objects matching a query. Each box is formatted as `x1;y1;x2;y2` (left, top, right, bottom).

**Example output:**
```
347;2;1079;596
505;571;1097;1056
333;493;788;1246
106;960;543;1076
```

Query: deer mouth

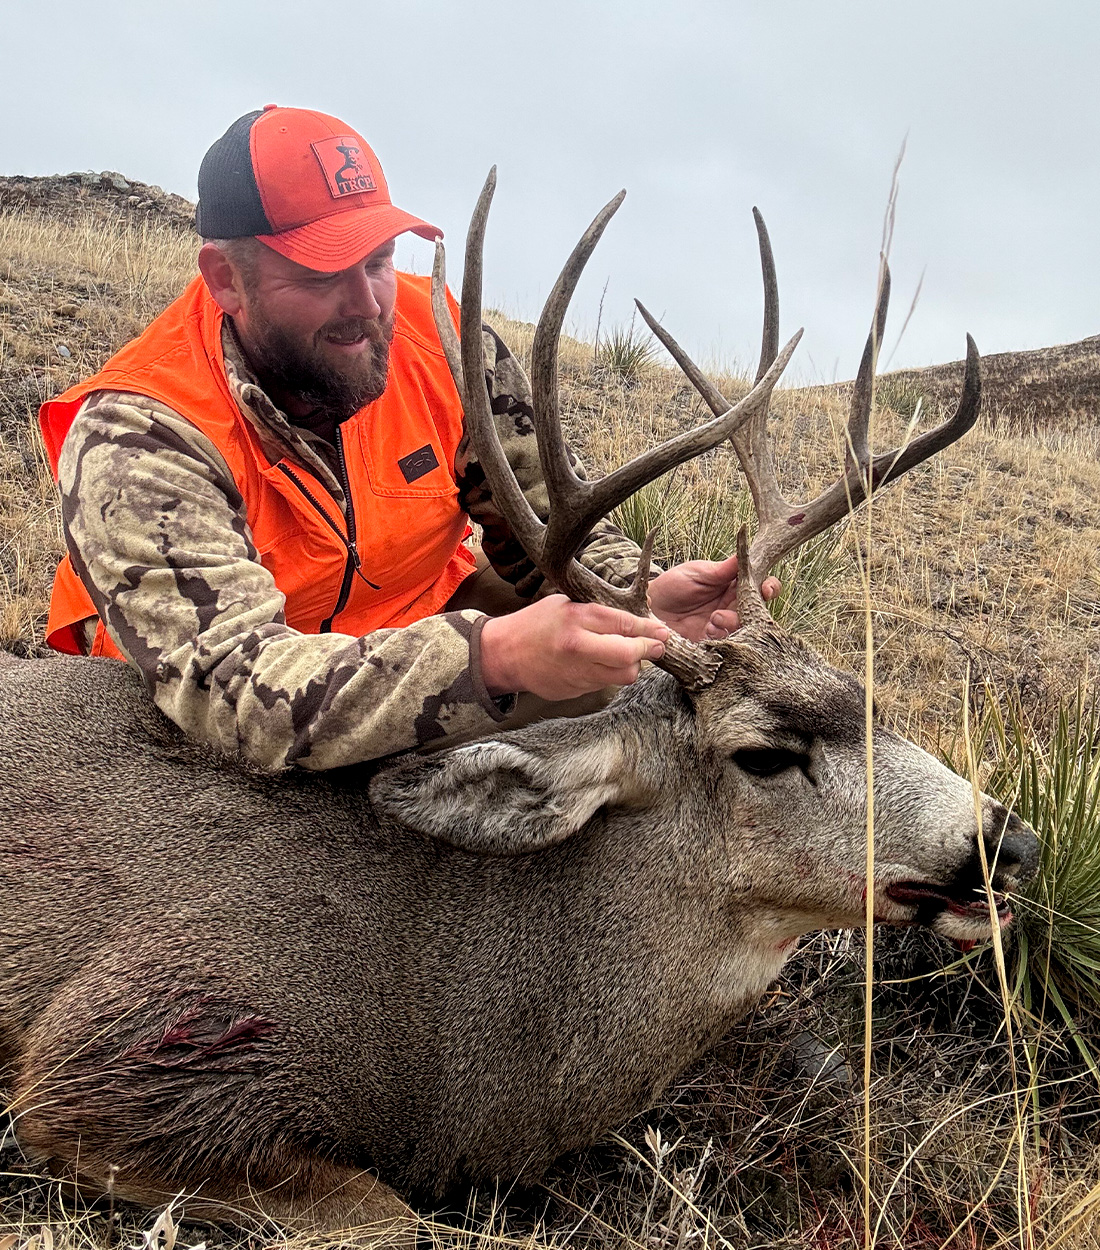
885;880;1013;927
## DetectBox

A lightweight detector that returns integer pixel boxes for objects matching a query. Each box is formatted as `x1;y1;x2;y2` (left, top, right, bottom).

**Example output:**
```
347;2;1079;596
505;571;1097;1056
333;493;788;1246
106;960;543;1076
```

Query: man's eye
733;748;808;777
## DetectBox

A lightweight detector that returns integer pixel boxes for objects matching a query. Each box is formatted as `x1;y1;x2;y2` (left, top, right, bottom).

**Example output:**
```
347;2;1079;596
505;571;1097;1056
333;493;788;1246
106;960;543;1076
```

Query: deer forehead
693;636;866;754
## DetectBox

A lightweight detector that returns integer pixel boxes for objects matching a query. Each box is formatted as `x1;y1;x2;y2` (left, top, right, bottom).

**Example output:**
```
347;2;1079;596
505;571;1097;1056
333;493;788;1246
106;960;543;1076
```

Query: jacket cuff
468;613;517;722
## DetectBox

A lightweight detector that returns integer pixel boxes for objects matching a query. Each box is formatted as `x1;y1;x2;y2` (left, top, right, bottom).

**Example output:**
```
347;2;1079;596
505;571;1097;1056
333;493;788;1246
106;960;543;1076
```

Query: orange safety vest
40;273;476;660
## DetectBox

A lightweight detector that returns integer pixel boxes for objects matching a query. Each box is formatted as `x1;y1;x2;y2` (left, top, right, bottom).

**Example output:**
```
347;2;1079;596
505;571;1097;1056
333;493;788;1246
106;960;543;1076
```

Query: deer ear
369;729;636;855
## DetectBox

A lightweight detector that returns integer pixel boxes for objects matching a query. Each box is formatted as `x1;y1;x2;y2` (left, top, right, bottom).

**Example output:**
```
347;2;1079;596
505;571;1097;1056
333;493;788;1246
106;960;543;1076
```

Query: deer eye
734;748;808;777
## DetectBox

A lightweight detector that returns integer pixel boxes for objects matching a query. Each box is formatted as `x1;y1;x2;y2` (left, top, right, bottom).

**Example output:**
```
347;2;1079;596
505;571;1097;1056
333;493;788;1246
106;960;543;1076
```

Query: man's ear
197;242;245;316
369;722;646;855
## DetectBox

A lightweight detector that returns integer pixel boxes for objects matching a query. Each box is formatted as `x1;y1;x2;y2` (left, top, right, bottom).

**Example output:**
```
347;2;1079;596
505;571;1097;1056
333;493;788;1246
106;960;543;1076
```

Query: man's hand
480;596;670;700
647;555;781;642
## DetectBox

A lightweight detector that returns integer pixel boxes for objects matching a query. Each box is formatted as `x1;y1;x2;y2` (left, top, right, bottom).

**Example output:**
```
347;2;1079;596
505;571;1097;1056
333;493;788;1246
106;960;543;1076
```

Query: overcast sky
4;0;1096;379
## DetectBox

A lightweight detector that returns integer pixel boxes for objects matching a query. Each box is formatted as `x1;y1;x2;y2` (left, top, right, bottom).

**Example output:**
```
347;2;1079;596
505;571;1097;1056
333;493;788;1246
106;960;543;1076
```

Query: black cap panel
195;110;272;239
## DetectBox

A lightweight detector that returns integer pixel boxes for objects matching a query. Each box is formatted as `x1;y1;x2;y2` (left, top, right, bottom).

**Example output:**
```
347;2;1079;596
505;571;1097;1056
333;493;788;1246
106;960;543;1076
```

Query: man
41;106;776;772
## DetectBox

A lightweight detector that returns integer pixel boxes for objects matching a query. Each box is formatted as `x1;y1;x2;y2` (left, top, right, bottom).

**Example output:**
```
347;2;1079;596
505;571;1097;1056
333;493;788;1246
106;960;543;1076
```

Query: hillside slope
883;333;1100;433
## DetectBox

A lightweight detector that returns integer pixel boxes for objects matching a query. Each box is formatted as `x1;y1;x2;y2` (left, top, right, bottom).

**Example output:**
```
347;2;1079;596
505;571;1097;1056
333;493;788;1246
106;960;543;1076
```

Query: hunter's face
231;238;398;423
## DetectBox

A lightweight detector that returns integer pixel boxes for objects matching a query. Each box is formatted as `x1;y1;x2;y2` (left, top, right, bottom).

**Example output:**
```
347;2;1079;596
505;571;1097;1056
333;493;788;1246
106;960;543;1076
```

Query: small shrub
596;315;657;383
612;475;746;568
952;682;1100;1061
875;375;931;421
767;524;850;634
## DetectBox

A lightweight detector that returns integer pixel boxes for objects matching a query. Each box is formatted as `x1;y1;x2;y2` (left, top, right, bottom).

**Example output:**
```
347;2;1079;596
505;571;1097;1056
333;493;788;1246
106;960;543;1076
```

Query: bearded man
40;106;776;772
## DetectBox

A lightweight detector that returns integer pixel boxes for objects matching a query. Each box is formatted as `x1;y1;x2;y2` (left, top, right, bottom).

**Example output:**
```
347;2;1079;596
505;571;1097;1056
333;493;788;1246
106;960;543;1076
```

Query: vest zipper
323;428;363;632
275;447;380;634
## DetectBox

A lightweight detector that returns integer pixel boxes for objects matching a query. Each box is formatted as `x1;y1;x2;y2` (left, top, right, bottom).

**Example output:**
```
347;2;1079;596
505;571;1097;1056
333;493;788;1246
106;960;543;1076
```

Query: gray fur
0;627;1037;1231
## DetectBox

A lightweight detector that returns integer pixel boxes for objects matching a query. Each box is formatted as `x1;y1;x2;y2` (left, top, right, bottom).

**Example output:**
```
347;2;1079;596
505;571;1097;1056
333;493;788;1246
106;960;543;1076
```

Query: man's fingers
761;576;782;601
570;601;670;642
568;628;665;669
710;553;740;581
592;661;645;687
705;609;741;639
677;554;739;586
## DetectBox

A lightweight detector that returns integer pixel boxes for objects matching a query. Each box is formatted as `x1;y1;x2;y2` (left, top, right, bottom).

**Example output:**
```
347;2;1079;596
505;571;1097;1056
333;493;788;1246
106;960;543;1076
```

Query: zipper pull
348;543;381;589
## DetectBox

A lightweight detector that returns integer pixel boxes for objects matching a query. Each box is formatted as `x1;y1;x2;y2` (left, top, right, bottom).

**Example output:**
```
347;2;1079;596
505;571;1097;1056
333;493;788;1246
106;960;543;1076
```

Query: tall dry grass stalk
961;667;1034;1249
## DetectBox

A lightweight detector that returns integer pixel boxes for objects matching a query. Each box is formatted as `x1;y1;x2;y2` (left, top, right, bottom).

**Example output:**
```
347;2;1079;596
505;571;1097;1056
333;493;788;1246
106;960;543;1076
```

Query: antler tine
528;190;628;579
431;239;464;398
635;209;803;590
846;261;891;473
634;300;730;414
864;332;981;484
727;211;793;533
746;328;983;580
457;168;548;563
734;524;771;629
753;207;780;383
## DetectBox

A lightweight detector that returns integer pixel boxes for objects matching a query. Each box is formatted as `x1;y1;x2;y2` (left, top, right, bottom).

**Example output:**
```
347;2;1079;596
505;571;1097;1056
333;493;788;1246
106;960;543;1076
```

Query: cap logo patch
311;136;377;199
398;444;440;484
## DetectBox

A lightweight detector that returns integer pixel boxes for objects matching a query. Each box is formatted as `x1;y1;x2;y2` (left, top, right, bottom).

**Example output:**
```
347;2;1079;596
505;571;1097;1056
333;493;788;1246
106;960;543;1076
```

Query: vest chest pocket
353;389;458;500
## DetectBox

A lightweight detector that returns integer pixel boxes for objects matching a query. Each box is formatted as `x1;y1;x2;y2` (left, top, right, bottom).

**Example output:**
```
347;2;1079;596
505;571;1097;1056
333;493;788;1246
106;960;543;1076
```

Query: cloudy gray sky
4;0;1096;379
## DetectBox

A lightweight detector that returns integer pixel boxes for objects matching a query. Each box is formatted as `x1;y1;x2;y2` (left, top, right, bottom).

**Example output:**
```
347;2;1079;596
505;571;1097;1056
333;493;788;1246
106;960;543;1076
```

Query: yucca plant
952;683;1100;1064
596;314;657;384
875;375;932;421
611;476;745;568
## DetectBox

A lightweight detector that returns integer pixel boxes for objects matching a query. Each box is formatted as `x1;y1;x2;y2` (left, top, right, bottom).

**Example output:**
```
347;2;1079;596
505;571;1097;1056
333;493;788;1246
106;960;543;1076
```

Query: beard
241;303;395;425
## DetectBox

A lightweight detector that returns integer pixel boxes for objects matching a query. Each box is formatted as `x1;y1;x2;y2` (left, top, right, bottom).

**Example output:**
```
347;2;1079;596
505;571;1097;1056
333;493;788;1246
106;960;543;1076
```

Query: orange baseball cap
195;106;441;272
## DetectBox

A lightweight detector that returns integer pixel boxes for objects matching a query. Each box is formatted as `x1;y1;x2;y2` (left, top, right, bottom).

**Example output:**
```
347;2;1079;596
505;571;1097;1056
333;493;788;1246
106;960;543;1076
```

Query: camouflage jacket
57;315;644;772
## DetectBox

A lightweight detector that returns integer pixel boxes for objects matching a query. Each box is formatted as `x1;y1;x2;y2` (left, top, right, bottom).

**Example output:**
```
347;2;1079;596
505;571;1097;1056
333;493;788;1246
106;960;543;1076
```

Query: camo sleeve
462;327;651;597
57;395;512;773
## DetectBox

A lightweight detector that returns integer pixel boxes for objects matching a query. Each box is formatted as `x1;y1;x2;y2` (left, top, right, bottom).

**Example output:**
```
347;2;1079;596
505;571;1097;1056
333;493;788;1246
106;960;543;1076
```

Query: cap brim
256;204;441;272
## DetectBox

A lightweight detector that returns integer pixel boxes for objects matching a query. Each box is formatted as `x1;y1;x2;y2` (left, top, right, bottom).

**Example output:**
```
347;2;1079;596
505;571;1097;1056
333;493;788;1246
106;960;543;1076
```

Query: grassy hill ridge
882;333;1100;435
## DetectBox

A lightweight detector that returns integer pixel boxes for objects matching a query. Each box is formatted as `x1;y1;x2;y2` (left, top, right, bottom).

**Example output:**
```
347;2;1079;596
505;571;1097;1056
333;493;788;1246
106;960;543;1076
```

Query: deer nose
984;804;1039;888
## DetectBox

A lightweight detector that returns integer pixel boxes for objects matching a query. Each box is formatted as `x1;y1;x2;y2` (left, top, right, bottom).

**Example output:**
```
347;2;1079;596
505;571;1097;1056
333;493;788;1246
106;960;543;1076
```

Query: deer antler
636;211;982;627
432;168;803;689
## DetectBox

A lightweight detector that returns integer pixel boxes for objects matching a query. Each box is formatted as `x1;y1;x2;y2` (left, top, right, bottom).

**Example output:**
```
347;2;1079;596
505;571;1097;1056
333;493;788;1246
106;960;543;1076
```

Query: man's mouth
324;329;370;348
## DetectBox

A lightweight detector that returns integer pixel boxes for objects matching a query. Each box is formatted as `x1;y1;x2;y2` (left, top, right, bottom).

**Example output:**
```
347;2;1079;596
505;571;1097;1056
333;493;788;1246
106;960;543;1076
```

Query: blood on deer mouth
885;880;1013;925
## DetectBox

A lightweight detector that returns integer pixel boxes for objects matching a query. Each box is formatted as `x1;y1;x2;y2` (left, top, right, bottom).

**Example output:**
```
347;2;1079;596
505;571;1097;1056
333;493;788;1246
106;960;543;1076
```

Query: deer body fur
0;632;1036;1229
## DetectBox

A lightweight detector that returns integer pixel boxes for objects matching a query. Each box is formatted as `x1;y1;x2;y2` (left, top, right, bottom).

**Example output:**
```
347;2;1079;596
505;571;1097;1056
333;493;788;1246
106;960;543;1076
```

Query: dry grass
0;204;197;651
2;182;1100;1248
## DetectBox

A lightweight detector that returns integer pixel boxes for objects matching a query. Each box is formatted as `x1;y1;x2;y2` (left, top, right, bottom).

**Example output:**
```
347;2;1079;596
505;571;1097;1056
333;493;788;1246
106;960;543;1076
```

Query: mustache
318;315;394;345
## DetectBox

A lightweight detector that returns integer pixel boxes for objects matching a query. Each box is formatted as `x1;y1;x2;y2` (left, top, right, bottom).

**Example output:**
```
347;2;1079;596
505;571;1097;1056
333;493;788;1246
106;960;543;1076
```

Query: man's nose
338;267;383;319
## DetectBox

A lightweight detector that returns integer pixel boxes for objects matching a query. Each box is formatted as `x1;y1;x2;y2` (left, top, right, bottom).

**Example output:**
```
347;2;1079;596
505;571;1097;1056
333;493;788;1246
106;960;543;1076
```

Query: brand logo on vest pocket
397;443;440;483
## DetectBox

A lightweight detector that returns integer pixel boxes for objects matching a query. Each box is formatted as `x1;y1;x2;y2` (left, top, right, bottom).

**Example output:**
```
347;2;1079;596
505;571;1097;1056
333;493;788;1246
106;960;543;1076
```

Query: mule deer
0;172;1037;1239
